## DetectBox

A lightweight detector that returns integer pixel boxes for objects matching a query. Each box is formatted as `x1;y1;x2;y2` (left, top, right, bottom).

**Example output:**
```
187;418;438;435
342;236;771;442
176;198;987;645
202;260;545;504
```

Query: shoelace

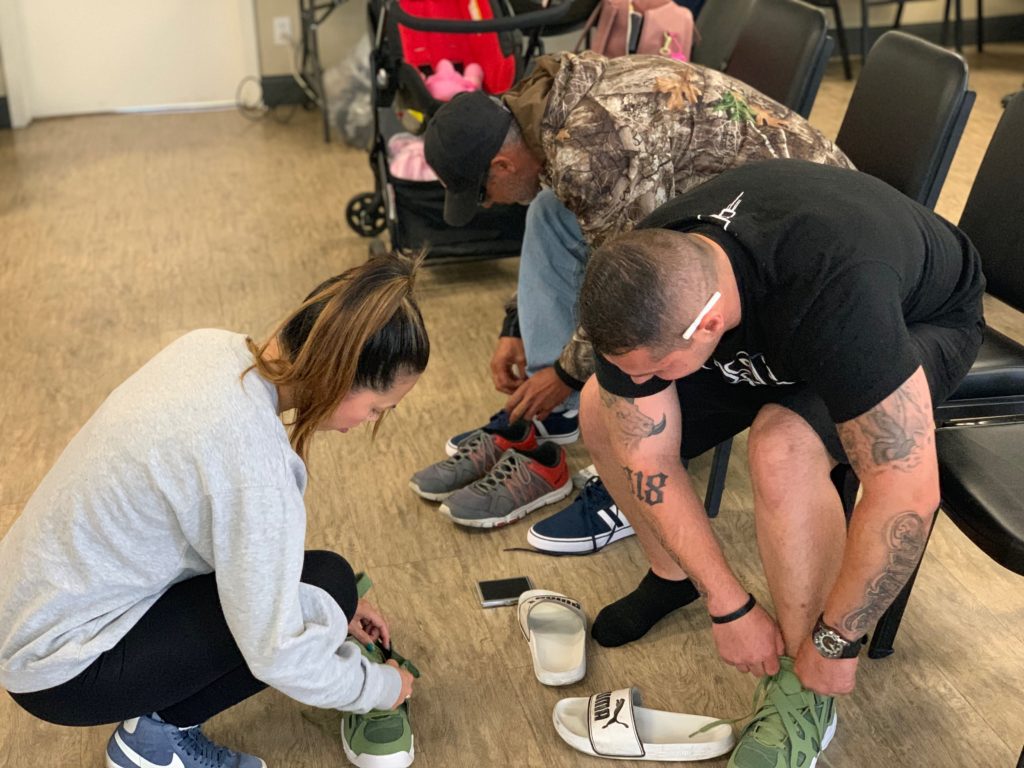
442;431;490;466
472;451;529;492
574;477;625;553
691;667;836;768
172;726;233;767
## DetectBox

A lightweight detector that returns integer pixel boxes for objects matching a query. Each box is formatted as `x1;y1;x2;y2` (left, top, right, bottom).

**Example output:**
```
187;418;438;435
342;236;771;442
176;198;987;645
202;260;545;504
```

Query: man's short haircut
578;229;719;356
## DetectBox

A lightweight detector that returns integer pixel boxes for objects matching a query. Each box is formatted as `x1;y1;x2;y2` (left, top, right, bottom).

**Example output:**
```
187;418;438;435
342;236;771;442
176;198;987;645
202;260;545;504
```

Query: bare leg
580;380;703;646
747;405;846;655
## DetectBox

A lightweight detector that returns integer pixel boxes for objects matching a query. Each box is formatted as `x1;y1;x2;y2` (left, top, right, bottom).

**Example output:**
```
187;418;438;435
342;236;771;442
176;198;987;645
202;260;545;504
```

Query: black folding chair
703;30;976;521
866;93;1024;658
690;0;758;71
723;0;833;118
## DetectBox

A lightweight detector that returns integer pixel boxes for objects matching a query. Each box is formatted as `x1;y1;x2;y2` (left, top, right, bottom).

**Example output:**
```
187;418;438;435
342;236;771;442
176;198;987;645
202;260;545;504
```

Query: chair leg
941;0;952;45
830;463;859;520
977;0;984;50
831;0;853;79
955;0;963;51
867;511;939;658
859;0;869;64
893;0;905;27
703;438;733;518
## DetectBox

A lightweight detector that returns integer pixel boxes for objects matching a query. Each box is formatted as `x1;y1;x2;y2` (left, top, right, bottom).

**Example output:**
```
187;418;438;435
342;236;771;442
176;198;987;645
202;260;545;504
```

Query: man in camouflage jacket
424;50;852;440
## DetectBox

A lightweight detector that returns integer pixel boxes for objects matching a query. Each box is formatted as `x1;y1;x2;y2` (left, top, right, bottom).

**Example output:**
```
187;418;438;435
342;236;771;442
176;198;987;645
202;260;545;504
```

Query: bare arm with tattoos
591;380;785;676
795;366;939;695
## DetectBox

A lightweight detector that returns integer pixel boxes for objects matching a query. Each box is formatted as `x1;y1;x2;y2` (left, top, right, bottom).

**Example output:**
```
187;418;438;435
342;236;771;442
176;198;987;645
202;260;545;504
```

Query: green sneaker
727;657;837;768
341;638;419;768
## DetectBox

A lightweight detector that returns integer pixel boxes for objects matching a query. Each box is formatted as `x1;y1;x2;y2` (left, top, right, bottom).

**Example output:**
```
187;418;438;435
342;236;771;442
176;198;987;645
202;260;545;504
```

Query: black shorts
677;319;984;463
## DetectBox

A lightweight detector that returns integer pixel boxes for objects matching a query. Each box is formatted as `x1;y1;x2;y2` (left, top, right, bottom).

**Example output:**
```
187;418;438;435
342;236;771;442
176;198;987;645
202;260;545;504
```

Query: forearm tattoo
623;465;668;506
838;511;928;636
599;388;667;451
837;386;934;476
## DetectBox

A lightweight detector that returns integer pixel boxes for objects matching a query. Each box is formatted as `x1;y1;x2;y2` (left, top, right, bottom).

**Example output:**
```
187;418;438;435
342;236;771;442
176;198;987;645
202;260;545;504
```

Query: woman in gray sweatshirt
0;254;429;768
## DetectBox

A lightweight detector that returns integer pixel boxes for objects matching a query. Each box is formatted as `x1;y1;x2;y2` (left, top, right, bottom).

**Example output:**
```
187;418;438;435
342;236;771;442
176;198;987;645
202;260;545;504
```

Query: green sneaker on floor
341;639;420;768
342;573;420;768
728;657;837;768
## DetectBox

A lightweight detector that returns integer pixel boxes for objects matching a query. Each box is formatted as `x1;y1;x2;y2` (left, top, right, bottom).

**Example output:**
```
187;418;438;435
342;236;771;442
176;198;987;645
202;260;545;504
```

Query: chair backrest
958;92;1024;313
722;0;830;117
835;30;975;210
690;0;758;71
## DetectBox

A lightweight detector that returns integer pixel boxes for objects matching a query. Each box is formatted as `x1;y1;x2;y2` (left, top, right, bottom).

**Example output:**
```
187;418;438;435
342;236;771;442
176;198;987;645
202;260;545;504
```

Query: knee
301;550;358;618
748;405;828;500
523;191;584;264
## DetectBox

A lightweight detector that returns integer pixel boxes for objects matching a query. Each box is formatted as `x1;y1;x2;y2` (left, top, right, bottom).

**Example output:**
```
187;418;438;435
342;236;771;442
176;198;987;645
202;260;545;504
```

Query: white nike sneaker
106;714;267;768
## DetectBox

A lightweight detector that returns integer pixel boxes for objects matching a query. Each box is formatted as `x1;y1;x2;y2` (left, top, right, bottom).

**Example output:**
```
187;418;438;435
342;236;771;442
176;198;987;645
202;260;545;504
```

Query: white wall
0;1;258;121
255;0;366;77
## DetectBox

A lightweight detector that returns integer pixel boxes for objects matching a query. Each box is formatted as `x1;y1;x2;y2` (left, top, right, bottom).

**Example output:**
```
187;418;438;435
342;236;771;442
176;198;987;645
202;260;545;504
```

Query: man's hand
490;337;527;394
506;367;573;422
710;604;785;678
386;659;416;709
794;636;859;695
348;599;391;649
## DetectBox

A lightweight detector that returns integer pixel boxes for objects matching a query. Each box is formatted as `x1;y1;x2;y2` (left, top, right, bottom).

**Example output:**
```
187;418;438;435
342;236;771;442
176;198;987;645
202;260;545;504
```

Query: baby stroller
345;0;575;261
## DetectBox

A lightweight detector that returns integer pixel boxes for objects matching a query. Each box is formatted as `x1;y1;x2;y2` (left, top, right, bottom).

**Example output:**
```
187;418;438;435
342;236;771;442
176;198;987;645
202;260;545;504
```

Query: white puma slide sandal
552;688;735;761
517;589;587;686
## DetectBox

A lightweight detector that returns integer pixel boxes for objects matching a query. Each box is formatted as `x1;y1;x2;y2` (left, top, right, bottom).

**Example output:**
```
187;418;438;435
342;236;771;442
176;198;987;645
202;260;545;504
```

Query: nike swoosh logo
114;732;186;768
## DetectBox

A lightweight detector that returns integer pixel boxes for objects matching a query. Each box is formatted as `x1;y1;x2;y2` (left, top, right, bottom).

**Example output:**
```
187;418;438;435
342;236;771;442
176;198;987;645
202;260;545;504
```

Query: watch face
815;629;846;658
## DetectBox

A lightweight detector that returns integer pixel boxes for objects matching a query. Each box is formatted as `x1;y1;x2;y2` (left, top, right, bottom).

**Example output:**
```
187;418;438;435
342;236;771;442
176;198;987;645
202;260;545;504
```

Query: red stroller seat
397;0;519;94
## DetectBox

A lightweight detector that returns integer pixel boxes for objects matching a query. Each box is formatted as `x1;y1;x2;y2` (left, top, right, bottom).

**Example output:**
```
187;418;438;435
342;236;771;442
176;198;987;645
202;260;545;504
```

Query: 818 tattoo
623;466;668;506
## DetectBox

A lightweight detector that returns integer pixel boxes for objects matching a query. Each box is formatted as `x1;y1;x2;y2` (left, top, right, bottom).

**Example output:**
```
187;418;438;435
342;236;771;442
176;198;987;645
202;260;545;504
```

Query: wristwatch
811;614;865;659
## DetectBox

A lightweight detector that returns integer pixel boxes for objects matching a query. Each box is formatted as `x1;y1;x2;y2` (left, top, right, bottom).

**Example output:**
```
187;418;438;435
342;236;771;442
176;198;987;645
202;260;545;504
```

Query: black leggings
9;549;357;728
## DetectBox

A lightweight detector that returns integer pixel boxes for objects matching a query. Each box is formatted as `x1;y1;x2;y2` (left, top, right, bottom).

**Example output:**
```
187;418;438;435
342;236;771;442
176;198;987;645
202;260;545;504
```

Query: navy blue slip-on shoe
445;409;580;456
526;476;634;555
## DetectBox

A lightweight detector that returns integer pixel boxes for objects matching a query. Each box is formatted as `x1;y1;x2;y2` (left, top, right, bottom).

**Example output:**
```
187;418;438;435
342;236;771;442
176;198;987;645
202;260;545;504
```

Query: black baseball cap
423;91;514;227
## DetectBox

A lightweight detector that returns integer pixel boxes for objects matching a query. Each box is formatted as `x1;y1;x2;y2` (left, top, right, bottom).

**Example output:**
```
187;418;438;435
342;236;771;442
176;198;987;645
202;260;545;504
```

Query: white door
1;0;258;120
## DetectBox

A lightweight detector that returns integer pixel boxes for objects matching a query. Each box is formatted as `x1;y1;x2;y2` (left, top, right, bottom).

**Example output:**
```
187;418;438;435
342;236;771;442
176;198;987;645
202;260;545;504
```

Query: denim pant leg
518;190;589;411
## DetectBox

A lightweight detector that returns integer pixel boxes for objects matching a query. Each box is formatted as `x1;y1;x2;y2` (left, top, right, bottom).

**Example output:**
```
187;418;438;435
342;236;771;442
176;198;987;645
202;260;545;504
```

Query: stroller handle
386;0;573;33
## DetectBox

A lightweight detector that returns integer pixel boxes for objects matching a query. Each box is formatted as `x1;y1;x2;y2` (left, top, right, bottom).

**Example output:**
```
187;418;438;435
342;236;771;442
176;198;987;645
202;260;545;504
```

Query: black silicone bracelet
710;593;757;624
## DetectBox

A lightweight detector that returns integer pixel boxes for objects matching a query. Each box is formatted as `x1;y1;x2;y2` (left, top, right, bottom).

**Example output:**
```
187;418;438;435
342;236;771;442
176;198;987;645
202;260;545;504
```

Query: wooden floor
1;45;1023;768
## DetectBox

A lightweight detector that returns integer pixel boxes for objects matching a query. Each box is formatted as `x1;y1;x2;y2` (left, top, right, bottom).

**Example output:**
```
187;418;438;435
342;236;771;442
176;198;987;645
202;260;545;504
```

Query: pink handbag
578;0;696;60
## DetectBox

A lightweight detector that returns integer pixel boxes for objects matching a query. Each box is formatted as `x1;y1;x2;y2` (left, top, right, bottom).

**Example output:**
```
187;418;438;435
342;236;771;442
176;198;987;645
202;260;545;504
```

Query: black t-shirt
595;160;985;423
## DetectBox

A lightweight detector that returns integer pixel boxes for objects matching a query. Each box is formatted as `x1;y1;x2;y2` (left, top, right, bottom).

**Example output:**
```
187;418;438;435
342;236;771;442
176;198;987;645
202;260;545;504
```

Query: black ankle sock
591;570;700;648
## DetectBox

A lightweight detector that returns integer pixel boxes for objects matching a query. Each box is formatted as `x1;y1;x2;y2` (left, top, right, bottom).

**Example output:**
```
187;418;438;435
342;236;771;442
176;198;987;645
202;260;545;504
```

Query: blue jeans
518;190;589;411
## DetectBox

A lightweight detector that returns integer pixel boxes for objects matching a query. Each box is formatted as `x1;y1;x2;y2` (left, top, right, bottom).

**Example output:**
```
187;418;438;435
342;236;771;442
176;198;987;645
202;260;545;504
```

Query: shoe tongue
773;657;802;695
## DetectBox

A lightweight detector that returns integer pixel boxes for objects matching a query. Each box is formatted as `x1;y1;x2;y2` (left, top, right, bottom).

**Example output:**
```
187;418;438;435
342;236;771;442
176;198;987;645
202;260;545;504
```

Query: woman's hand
348;599;391;648
387;659;416;709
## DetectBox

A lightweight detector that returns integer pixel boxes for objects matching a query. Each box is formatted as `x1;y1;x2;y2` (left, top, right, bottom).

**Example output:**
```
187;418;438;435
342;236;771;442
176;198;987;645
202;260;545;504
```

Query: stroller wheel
346;193;386;237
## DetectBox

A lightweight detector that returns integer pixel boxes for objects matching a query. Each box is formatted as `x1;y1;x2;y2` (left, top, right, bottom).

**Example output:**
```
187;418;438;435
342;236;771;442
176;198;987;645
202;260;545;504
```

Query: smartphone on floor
476;576;535;608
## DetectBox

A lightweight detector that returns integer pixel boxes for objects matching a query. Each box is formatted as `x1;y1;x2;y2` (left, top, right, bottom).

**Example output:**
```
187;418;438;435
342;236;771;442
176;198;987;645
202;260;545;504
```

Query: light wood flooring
1;45;1022;768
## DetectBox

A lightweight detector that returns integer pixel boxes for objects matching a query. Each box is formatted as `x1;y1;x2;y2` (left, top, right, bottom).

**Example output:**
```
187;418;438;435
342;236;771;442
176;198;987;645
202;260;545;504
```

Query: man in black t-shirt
576;160;984;768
